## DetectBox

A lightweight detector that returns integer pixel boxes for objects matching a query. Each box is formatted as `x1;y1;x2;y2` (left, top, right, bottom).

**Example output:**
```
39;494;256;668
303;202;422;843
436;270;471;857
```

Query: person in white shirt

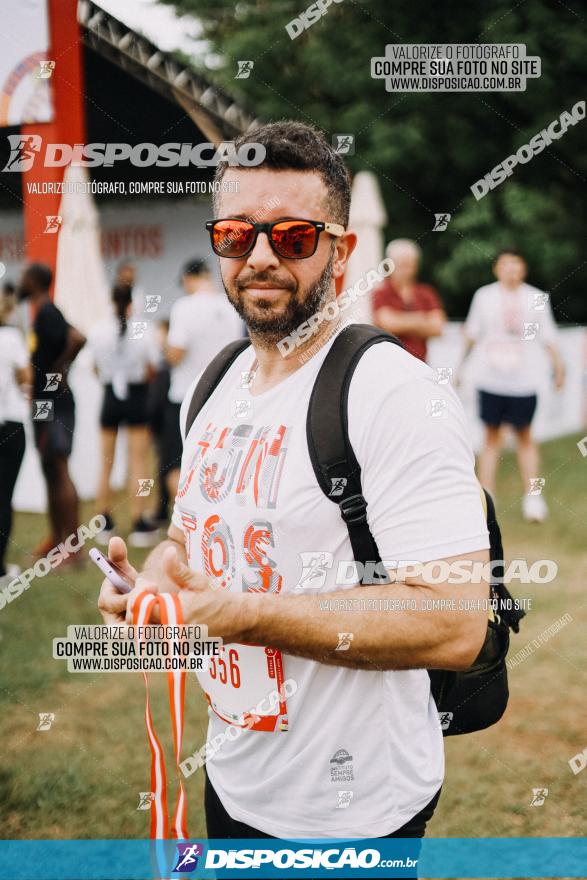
163;258;243;499
88;283;160;548
0;291;31;585
460;249;565;522
98;120;489;853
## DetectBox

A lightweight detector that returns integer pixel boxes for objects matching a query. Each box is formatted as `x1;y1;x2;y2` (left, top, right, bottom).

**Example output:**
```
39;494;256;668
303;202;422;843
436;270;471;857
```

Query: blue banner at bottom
0;838;586;879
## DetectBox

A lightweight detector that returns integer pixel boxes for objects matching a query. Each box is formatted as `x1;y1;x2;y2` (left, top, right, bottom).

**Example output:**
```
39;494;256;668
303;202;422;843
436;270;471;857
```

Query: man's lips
240;283;292;298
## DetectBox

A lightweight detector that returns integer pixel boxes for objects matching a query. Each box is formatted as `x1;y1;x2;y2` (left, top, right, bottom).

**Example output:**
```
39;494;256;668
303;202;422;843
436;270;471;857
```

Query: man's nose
246;232;280;272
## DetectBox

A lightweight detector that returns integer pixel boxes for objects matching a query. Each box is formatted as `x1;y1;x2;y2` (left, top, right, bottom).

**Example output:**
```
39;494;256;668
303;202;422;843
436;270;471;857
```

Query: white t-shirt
88;316;159;399
465;282;559;396
0;326;29;423
172;333;489;838
167;290;243;404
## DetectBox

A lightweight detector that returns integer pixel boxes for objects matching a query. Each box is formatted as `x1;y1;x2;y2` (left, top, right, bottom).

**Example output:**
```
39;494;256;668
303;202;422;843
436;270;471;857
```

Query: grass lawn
1;432;586;843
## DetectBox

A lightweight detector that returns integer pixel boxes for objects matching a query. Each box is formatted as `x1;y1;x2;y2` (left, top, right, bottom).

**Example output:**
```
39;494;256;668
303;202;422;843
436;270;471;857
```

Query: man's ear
332;231;358;281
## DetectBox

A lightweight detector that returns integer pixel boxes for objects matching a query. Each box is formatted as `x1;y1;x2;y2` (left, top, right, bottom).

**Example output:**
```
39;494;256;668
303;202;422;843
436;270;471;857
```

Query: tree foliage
165;0;586;320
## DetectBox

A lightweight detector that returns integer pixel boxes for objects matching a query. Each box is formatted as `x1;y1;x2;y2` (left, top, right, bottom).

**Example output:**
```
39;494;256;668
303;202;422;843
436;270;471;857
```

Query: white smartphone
90;547;133;594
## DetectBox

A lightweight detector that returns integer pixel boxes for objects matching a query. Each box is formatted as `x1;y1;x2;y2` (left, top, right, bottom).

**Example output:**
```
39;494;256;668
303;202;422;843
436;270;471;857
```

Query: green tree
165;0;586;320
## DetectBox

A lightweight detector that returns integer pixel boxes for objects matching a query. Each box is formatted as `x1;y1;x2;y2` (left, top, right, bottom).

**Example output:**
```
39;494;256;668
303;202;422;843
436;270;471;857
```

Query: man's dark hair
214;120;351;226
494;247;525;263
182;258;208;277
25;262;53;291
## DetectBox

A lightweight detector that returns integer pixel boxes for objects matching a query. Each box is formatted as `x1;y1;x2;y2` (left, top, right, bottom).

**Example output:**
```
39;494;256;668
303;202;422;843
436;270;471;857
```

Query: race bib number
196;644;289;732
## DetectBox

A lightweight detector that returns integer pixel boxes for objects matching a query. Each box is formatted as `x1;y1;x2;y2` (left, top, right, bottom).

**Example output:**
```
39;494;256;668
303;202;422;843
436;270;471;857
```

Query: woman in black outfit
0;290;31;584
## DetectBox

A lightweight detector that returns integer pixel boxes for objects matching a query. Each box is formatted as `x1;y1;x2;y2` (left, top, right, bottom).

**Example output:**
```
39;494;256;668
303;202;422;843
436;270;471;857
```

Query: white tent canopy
343;171;388;324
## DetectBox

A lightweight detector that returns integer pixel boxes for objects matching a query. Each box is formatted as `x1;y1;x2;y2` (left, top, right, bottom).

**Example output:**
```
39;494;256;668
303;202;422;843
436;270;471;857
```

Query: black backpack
185;324;525;736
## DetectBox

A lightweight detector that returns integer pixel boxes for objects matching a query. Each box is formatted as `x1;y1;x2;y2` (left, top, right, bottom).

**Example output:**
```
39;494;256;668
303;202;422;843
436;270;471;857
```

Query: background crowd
0;236;564;589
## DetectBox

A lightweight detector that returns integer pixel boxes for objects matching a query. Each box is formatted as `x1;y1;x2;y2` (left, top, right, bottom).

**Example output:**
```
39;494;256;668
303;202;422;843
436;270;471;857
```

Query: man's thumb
108;536;129;564
107;536;137;583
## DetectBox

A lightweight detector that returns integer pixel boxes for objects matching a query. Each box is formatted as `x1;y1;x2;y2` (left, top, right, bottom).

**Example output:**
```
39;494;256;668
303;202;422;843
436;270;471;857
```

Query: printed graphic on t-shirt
177;419;291;731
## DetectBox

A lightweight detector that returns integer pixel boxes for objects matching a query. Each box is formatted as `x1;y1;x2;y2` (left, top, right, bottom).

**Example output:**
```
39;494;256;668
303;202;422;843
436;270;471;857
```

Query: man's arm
545;342;565;390
374;306;446;340
163;547;490;672
454;335;476;386
53;326;86;375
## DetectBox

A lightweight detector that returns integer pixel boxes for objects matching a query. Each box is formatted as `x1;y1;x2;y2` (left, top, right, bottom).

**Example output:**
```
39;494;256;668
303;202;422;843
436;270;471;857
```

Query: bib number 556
209;647;241;688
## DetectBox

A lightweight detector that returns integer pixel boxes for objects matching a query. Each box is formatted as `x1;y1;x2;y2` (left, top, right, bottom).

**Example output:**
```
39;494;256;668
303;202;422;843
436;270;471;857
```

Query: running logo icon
522;322;539;340
130;321;148;339
136;792;155;811
335;632;354;651
44;215;62;234
3;134;42;172
43;373;62;391
332;134;355;155
328;477;347;497
144;295;161;313
296;551;333;590
32;400;54;421
236;60;254;79
528;478;545;496
136;479;154;497
37;60;55;79
336;790;354;809
232;399;252;418
173;843;204;872
530;788;548;806
36;713;55;731
529;292;549;311
428;399;448;419
439;711;453;731
433;213;451;231
434;367;453;385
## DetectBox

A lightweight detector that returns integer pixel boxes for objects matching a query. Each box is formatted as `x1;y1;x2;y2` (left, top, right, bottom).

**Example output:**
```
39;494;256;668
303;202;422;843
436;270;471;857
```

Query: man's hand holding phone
96;537;147;626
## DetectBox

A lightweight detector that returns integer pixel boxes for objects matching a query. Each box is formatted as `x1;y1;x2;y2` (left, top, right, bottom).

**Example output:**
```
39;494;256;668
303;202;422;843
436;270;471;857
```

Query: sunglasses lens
271;221;318;258
211;220;254;257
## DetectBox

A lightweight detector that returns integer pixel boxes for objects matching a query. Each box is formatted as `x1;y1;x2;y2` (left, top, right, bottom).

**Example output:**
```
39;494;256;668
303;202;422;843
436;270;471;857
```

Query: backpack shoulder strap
483;487;525;632
185;337;251;438
307;323;403;584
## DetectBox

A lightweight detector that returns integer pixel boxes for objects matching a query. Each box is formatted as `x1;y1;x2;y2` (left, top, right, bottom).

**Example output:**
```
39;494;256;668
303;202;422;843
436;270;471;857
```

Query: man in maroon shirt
372;239;446;361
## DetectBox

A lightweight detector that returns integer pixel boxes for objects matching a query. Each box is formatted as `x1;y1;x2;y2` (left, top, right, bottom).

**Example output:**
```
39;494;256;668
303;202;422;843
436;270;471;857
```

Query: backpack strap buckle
339;493;368;526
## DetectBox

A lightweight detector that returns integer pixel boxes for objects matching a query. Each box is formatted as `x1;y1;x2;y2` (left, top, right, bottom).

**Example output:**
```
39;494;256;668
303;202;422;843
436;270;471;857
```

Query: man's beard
222;252;335;347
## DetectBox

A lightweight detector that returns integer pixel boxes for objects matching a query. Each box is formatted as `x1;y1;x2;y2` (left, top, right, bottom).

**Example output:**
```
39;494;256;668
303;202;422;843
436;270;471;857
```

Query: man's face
389;250;419;286
118;265;135;285
182;272;207;294
494;254;526;287
215;169;351;345
17;269;35;301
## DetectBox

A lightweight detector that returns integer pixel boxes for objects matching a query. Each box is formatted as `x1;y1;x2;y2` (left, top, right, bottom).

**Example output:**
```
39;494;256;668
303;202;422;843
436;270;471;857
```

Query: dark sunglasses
205;218;345;259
